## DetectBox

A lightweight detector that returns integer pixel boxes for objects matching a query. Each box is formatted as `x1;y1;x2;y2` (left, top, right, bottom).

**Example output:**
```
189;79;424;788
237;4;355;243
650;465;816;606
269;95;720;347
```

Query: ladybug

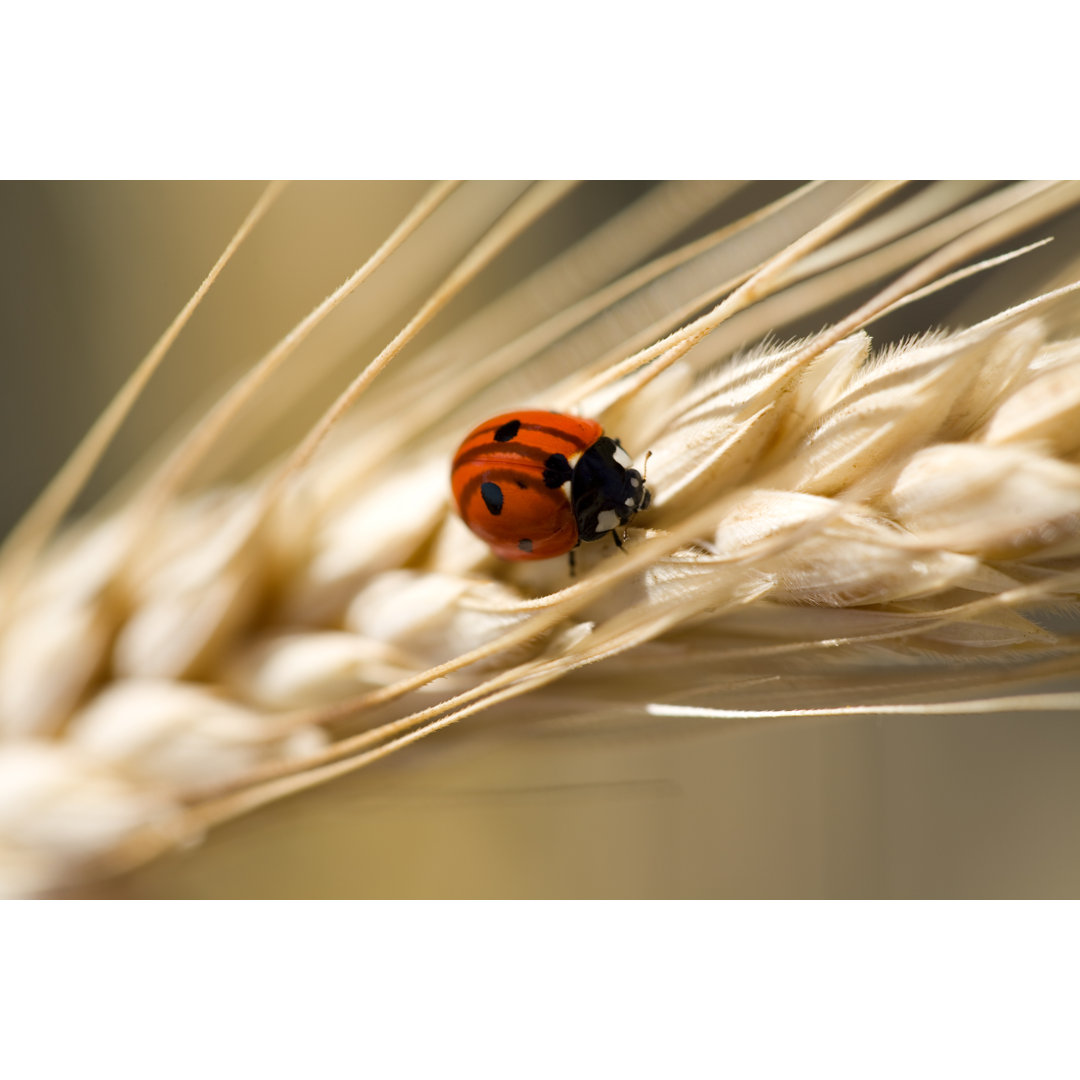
451;409;651;566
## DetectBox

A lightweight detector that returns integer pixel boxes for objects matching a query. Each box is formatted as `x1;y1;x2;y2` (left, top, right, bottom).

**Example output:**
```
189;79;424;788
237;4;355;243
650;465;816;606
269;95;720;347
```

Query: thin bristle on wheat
3;181;1080;897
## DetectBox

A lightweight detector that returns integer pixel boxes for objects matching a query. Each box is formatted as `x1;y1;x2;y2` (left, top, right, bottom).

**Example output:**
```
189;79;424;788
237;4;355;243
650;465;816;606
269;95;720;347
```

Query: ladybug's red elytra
451;410;651;564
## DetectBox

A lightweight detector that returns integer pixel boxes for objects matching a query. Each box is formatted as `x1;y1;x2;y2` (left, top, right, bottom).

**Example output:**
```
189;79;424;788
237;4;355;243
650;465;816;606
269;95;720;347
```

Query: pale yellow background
5;182;1079;898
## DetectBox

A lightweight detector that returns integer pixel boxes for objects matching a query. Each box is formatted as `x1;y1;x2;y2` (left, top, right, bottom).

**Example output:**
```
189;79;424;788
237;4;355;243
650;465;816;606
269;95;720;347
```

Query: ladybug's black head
571;436;651;543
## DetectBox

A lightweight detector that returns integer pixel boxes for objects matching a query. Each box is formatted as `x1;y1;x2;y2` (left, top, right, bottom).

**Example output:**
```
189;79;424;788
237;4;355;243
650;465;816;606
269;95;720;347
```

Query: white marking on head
624;497;635;507
596;510;620;533
630;475;640;487
612;445;633;469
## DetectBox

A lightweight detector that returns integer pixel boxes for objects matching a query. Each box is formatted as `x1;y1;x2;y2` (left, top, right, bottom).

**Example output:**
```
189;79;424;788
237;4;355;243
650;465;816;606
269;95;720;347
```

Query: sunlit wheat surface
3;181;1080;898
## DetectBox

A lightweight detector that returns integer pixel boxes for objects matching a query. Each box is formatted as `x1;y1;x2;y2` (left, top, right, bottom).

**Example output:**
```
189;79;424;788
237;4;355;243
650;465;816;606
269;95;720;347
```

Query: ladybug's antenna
641;450;652;482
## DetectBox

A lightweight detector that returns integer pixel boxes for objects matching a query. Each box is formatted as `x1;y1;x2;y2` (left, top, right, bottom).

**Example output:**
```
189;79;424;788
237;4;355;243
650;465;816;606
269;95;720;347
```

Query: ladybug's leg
568;548;576;577
611;530;629;554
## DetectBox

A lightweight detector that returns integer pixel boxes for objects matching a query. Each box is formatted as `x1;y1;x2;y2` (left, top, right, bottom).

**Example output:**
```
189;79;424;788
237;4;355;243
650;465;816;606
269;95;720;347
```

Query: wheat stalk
3;180;1080;898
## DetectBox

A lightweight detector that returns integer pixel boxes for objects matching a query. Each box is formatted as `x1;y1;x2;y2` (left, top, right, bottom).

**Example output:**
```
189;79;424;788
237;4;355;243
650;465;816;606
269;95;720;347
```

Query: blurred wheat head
3;179;1080;898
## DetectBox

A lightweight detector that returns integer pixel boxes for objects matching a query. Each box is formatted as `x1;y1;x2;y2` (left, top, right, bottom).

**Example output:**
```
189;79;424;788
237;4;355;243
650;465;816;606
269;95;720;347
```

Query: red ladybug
451;410;651;564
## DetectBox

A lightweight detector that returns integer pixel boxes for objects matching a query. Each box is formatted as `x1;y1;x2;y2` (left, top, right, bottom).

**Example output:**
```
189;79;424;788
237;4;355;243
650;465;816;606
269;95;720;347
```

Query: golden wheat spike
3;181;1080;898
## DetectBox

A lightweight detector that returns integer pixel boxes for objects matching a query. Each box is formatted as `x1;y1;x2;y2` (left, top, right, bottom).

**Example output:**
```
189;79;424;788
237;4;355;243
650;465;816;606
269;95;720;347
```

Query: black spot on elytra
481;481;504;515
542;452;573;489
494;419;521;442
518;538;533;553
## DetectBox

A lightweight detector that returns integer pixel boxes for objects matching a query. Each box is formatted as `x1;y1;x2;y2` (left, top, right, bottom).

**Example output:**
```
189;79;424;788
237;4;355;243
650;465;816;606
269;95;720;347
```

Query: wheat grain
3;180;1080;897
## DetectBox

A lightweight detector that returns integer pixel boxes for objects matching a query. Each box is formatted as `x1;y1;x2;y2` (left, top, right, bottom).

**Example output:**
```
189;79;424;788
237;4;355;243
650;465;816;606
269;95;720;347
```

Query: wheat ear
3;181;1080;897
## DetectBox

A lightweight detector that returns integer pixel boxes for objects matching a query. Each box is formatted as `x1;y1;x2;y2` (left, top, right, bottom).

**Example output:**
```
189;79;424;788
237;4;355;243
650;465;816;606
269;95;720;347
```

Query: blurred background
3;181;1080;898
